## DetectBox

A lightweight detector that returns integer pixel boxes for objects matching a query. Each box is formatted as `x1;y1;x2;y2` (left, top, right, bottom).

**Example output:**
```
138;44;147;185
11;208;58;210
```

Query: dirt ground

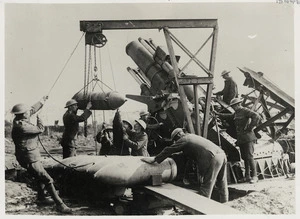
4;134;296;216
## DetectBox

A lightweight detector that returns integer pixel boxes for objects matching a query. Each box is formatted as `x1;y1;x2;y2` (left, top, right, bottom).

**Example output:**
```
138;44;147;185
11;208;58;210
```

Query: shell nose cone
108;91;126;110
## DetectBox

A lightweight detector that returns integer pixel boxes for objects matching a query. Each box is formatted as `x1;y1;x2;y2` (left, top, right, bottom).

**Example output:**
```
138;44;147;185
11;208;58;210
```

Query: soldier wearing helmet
11;96;72;214
215;98;261;184
60;99;92;158
123;119;150;157
139;110;164;156
141;128;228;203
95;123;114;155
214;70;238;104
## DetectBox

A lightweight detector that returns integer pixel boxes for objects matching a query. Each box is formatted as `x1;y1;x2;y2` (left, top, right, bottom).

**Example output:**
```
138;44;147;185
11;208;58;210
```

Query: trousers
198;152;229;203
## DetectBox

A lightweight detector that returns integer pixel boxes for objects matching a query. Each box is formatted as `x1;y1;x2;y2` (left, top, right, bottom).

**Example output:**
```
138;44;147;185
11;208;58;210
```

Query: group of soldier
10;69;261;213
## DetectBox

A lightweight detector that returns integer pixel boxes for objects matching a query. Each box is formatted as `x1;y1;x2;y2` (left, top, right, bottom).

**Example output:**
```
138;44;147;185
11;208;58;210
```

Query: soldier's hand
123;133;129;140
141;157;156;164
86;101;92;110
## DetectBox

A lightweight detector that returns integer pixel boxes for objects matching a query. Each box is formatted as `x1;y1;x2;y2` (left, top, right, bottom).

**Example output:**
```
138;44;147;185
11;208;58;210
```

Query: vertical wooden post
193;84;201;135
163;27;195;134
202;26;218;138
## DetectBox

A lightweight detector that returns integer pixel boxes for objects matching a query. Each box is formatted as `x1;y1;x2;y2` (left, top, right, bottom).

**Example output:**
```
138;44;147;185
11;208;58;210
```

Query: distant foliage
5;120;12;138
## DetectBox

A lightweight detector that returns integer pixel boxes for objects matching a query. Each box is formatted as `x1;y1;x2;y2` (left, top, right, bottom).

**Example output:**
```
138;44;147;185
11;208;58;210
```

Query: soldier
139;110;163;130
95;124;114;155
214;70;238;104
123;119;150;157
141;128;228;203
11;96;72;214
139;110;164;156
216;98;261;183
60;99;92;159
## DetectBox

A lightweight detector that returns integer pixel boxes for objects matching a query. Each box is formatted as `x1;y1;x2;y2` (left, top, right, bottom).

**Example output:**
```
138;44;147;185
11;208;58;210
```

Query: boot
46;183;72;214
250;176;258;184
37;183;55;205
56;203;73;214
244;161;251;182
37;195;55;206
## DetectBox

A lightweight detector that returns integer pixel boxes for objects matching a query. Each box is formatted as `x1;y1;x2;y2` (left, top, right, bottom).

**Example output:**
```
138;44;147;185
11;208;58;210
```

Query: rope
38;135;92;171
47;32;85;96
96;80;114;91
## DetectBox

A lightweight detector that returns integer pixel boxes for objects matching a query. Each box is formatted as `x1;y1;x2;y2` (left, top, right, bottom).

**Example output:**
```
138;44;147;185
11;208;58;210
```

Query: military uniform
123;130;150;157
96;129;114;155
11;101;54;186
220;106;261;180
234;107;260;179
61;109;92;158
155;134;228;203
215;77;238;104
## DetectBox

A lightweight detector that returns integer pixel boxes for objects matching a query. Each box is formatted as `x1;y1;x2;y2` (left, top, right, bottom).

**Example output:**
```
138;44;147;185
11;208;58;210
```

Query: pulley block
85;32;108;48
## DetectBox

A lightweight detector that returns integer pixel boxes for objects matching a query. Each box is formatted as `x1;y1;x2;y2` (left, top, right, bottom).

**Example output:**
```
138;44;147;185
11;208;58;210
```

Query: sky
2;0;297;126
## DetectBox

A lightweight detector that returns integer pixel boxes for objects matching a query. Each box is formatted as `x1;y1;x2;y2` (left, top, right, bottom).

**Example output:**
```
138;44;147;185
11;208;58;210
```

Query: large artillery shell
50;155;177;187
72;91;126;110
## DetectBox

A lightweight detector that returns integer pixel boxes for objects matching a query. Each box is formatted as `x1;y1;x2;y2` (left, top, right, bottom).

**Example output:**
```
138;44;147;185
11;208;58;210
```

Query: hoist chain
94;45;98;72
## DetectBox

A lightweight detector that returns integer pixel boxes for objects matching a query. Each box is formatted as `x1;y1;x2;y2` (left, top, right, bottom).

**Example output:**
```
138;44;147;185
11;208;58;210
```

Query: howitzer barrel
126;41;169;92
72;91;126;110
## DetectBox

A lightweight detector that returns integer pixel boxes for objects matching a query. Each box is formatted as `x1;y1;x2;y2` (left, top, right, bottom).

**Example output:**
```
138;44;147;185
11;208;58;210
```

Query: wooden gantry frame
80;19;218;137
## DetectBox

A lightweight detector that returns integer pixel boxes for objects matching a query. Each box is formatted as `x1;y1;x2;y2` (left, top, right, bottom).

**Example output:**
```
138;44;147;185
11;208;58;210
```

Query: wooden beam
178;77;213;85
256;107;292;131
142;184;242;215
80;19;218;32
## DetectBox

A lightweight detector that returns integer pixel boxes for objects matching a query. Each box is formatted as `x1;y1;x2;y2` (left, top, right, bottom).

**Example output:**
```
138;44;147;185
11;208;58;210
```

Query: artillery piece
125;38;293;184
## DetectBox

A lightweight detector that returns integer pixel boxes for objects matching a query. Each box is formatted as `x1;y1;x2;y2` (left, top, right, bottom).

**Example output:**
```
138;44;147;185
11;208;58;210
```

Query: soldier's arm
72;109;92;122
123;133;148;151
215;81;227;95
20;119;44;134
154;139;186;163
29;96;48;116
246;109;261;130
216;111;234;119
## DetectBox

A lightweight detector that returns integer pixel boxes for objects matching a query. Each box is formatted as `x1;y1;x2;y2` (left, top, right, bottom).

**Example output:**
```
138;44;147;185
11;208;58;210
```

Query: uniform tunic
12;101;53;185
215;77;238;104
219;107;261;161
60;109;92;158
155;134;228;202
124;131;150;157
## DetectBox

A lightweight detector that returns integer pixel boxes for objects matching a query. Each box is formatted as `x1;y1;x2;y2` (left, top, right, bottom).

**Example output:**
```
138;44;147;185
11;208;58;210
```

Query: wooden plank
143;183;242;215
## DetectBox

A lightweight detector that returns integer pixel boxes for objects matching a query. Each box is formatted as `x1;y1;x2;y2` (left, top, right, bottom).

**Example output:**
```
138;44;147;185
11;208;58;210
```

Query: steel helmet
171;128;183;141
103;125;113;131
135;119;147;131
221;70;230;76
230;98;242;106
65;99;78;108
11;103;30;115
122;120;133;130
139;110;149;117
